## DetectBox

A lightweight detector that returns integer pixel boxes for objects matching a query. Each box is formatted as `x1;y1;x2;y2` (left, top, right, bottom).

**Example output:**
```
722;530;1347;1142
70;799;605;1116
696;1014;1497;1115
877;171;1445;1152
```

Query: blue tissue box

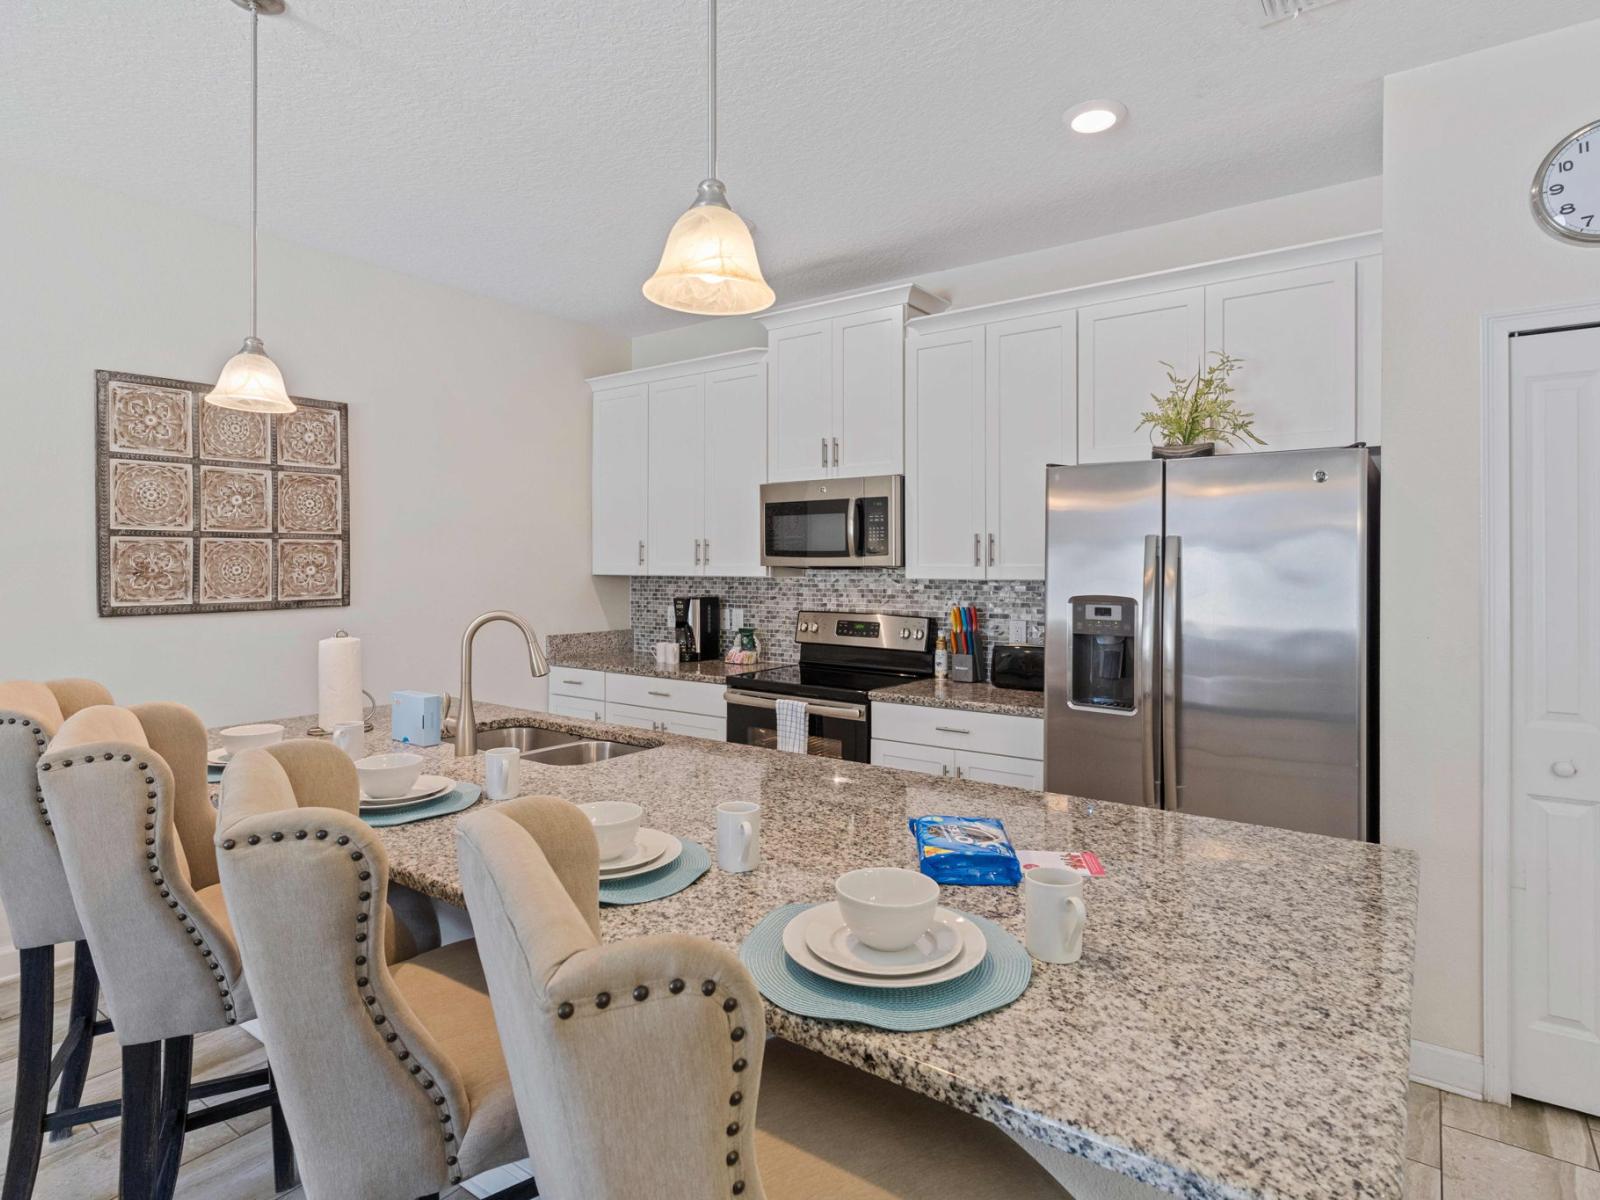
391;691;443;747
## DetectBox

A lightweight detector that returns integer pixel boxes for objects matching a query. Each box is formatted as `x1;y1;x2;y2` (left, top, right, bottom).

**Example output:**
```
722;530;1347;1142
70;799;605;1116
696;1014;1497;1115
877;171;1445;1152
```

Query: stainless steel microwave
759;476;904;569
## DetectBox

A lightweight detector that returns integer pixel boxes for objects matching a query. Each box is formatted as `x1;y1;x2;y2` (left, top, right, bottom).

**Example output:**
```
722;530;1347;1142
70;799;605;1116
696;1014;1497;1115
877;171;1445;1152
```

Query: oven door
724;690;870;762
760;477;903;568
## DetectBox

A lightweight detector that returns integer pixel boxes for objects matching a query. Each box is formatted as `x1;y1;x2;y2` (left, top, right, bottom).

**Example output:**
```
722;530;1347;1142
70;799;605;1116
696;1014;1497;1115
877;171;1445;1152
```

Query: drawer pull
935;726;972;735
561;679;584;685
648;690;672;698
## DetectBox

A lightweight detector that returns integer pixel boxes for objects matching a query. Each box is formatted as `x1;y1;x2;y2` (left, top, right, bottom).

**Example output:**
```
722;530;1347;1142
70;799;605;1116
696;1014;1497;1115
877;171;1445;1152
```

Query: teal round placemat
599;839;709;906
361;782;482;828
739;903;1031;1032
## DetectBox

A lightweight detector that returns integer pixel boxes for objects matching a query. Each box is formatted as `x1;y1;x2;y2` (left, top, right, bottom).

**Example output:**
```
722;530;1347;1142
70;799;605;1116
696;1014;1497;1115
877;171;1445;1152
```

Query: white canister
484;747;523;802
331;721;366;759
1024;866;1086;964
716;800;761;873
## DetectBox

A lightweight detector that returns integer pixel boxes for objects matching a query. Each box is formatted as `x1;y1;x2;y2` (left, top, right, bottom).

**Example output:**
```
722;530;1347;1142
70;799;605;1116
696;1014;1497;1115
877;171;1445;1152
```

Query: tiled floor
5;963;1599;1199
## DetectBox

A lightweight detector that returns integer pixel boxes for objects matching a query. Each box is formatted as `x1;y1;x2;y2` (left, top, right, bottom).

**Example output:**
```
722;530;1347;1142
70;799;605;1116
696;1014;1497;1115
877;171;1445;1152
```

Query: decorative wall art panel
96;369;350;616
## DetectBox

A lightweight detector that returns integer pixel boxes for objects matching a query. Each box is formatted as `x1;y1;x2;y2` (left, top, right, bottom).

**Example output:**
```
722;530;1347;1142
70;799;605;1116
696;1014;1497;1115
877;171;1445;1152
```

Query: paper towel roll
318;635;363;730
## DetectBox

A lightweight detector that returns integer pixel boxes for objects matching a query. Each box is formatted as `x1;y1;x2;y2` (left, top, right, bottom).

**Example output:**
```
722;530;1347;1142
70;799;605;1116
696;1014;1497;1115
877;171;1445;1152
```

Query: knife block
951;639;984;683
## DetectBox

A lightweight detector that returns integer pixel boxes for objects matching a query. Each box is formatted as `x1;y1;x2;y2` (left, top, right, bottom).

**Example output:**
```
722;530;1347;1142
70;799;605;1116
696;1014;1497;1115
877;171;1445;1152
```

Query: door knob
1551;760;1579;778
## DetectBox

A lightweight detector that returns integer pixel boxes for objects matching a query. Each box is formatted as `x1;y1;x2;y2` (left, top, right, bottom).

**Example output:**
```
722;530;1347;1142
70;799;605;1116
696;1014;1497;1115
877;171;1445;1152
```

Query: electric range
724;610;936;761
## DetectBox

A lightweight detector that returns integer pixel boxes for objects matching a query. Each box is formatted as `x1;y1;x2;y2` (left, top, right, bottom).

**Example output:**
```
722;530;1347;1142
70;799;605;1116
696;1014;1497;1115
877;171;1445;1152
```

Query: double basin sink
473;725;651;767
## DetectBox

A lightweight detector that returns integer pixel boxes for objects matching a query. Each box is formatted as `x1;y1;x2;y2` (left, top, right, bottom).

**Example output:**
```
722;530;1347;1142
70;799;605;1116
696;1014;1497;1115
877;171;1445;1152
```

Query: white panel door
955;749;1044;790
591;384;649;574
605;701;667;733
833;305;906;478
905;327;987;580
1510;325;1600;1115
767;321;834;481
1205;263;1356;452
1077;288;1205;463
703;363;768;577
986;311;1076;580
871;739;955;777
646;375;706;576
549;695;604;722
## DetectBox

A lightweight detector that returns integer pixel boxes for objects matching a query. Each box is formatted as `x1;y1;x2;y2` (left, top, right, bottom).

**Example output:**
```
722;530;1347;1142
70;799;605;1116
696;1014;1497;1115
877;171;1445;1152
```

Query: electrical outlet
1007;618;1026;643
666;605;675;627
730;607;745;629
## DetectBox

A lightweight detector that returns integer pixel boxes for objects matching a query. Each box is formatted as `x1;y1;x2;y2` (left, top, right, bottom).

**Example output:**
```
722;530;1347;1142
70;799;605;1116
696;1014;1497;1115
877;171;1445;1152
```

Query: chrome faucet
455;610;549;756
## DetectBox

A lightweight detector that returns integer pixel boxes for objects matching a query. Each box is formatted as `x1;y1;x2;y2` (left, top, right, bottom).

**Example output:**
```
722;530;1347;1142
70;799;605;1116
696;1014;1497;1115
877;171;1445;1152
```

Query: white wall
0;164;631;727
631;176;1382;367
1380;18;1600;1066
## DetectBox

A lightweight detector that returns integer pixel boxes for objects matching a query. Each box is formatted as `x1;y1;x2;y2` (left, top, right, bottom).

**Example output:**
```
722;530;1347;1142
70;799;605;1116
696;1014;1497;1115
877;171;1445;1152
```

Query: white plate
208;747;232;766
359;775;455;810
598;827;672;873
802;902;965;977
780;905;985;990
598;829;682;880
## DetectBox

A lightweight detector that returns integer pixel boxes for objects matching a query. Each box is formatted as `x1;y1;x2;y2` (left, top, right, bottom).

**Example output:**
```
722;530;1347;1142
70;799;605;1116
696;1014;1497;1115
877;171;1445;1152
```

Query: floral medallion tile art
96;370;349;615
199;466;271;533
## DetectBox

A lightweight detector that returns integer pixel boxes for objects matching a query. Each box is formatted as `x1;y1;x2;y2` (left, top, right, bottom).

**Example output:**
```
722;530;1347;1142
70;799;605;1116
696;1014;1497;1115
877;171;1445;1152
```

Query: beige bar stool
0;679;119;1200
457;796;1068;1200
37;703;294;1200
213;738;534;1200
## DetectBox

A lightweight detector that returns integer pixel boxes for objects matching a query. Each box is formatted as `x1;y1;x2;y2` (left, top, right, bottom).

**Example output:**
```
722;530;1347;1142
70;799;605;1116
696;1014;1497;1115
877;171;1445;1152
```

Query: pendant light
206;0;295;413
642;0;774;316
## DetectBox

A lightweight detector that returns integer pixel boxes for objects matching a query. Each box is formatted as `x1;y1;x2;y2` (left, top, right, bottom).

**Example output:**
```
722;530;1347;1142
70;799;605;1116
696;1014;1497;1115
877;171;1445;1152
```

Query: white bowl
579;801;644;862
835;867;940;952
354;752;424;800
219;723;285;758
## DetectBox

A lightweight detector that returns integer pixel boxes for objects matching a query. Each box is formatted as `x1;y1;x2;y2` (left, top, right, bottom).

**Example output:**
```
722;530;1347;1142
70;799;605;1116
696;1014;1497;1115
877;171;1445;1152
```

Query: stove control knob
914;629;925;641
806;622;819;633
900;628;911;639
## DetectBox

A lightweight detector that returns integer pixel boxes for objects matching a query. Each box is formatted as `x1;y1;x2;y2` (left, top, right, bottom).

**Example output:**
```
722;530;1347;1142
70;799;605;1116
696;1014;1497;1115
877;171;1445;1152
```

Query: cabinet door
871;739;956;777
646;375;706;576
659;710;727;741
955;749;1043;790
767;321;834;481
1077;289;1205;463
905;327;987;579
605;701;667;732
591;384;649;574
986;311;1076;580
703;363;768;578
833;306;906;477
549;695;604;722
1205;262;1356;451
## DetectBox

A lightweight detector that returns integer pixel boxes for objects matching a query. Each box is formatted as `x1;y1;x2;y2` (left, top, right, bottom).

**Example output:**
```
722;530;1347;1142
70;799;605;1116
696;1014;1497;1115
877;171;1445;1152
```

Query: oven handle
724;691;866;722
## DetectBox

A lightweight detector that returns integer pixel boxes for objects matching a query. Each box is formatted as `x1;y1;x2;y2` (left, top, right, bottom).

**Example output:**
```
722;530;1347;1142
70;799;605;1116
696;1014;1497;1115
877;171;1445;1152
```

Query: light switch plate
1007;618;1026;643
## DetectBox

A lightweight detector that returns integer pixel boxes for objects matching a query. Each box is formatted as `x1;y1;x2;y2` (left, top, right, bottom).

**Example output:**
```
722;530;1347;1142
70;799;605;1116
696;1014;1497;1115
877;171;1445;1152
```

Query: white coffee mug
484;747;522;802
1024;866;1086;964
331;721;365;759
716;800;761;873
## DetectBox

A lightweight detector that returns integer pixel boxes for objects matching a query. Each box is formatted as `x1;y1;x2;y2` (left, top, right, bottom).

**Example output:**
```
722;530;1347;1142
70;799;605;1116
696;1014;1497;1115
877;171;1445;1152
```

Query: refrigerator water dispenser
1069;597;1136;711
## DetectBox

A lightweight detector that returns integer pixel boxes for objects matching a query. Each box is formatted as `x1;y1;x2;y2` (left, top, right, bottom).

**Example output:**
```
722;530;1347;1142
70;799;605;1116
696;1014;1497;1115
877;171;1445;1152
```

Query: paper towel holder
308;629;377;737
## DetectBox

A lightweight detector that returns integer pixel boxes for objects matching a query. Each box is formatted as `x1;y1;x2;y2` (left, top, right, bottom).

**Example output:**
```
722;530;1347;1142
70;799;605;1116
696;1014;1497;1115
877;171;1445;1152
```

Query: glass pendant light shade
205;336;295;413
643;179;775;316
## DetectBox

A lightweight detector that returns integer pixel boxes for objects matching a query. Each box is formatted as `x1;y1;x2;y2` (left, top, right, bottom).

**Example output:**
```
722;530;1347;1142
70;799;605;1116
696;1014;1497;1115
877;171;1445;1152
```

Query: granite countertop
548;649;770;683
222;705;1418;1200
874;676;1044;717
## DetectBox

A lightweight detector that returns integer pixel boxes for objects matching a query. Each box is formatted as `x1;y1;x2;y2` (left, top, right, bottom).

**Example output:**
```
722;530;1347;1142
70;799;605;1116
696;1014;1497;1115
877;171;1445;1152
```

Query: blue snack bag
909;816;1023;886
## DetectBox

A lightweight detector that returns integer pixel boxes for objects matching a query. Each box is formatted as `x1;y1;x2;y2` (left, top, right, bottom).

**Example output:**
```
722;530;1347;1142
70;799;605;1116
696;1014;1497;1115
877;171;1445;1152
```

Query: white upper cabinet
591;383;649;575
760;286;947;482
1077;289;1205;464
702;361;768;577
986;311;1076;580
646;374;706;577
905;326;987;580
1204;261;1356;452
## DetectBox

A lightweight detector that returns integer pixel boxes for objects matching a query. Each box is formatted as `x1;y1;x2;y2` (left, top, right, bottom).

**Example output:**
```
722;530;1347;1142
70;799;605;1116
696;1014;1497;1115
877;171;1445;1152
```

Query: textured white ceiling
2;1;1592;334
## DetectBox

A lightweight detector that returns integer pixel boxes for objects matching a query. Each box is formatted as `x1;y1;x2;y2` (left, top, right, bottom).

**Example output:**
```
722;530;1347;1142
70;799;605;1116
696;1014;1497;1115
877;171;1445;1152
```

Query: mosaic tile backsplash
630;571;1046;666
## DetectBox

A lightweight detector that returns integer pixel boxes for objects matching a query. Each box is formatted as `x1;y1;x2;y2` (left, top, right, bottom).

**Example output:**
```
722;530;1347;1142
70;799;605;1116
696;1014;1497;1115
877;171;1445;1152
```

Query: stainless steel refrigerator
1044;447;1378;840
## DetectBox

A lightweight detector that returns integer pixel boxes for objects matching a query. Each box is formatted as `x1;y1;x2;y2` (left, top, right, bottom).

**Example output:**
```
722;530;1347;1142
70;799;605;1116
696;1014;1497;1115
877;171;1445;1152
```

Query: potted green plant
1136;352;1263;458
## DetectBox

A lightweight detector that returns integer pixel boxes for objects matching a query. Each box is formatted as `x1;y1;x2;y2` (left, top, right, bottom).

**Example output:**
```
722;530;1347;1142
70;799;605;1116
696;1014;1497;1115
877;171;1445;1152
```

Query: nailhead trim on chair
41;752;236;1024
9;715;54;829
221;826;464;1184
552;974;752;1194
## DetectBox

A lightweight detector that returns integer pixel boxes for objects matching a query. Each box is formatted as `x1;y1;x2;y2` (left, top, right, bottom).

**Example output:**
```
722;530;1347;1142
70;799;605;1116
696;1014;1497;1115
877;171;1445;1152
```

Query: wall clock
1531;118;1600;244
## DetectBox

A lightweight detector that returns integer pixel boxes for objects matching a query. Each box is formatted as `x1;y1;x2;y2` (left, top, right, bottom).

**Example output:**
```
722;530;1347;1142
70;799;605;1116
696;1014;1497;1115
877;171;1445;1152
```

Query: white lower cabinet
954;749;1043;790
869;703;1044;790
549;695;604;722
605;700;724;741
549;670;729;741
604;701;665;733
871;740;955;777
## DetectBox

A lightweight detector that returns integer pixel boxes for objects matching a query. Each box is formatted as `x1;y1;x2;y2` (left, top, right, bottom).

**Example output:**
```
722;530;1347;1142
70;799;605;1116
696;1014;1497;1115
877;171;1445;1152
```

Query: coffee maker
673;596;722;662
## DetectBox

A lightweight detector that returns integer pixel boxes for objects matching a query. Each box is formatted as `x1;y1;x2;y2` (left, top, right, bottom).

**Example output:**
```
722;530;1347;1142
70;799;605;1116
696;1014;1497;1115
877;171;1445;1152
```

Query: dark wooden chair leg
47;941;100;1142
151;1036;192;1200
1;947;54;1200
118;1041;163;1200
268;1069;298;1193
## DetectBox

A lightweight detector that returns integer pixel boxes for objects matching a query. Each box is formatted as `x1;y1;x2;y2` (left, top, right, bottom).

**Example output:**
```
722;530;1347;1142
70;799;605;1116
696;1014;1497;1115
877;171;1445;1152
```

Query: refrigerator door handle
1140;534;1160;807
1161;535;1181;810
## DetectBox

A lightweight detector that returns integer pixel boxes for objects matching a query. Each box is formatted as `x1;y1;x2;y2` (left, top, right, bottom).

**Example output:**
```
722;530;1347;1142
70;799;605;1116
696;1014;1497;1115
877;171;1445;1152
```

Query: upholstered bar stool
37;702;294;1200
0;679;119;1200
213;739;535;1200
458;796;1068;1200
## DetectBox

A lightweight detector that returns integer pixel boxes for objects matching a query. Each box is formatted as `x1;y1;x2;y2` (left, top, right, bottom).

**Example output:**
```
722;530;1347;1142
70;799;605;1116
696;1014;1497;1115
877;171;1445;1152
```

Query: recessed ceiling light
1064;99;1127;135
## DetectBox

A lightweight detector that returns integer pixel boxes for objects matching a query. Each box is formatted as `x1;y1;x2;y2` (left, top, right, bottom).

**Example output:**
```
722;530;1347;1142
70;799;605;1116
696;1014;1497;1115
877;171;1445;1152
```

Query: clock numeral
1558;159;1575;172
1579;140;1592;154
1560;203;1577;216
1584;215;1595;229
1549;183;1566;195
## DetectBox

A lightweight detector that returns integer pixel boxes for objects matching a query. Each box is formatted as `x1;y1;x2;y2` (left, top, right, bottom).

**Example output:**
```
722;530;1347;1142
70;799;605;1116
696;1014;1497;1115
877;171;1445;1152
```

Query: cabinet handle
955;766;964;780
694;538;702;566
935;726;972;735
1552;760;1579;778
562;678;583;685
832;437;839;467
973;534;980;567
648;690;672;698
988;533;996;566
638;540;645;566
942;763;950;777
822;437;829;468
704;539;711;566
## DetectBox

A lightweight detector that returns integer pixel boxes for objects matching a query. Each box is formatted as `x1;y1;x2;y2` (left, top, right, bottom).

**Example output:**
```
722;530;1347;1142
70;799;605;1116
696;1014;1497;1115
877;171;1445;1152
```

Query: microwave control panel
860;497;890;556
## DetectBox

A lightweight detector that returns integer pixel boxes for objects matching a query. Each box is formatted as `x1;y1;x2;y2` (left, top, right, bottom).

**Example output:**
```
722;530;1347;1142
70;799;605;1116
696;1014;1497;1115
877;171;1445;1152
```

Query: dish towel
775;698;809;754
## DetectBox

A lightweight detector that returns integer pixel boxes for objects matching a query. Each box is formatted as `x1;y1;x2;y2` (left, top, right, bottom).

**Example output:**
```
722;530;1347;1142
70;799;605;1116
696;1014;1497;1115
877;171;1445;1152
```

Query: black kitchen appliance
673;596;721;663
990;643;1045;692
724;610;935;762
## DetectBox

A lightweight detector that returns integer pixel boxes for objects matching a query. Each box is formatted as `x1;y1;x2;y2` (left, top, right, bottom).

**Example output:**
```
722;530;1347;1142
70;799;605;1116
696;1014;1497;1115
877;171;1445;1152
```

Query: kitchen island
221;704;1418;1200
